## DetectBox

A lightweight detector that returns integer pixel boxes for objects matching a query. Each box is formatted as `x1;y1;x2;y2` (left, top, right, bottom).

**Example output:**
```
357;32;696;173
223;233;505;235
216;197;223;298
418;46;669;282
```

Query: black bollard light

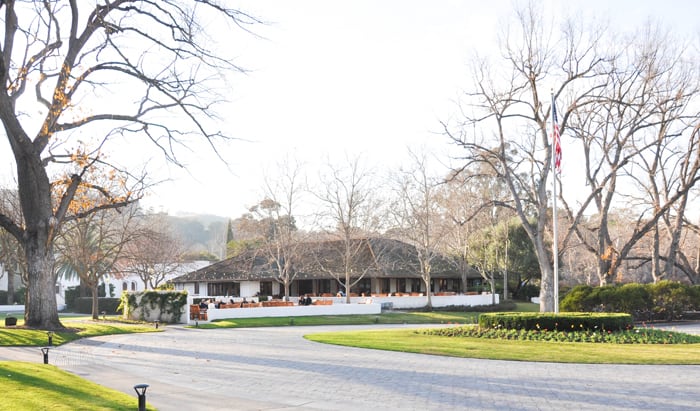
133;383;149;411
154;320;159;329
41;347;50;364
47;331;53;346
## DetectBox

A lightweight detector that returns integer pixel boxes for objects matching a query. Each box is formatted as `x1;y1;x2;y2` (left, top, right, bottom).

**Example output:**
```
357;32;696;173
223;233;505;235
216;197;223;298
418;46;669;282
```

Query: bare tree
55;206;136;319
120;213;186;290
561;25;700;285
0;2;258;329
0;189;26;304
389;149;447;308
250;158;307;299
445;3;610;311
314;156;386;302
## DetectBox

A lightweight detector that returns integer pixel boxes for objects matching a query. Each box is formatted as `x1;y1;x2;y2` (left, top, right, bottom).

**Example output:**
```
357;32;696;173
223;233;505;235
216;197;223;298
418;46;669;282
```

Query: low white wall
188;293;498;324
193;303;381;323
372;293;499;309
0;305;24;312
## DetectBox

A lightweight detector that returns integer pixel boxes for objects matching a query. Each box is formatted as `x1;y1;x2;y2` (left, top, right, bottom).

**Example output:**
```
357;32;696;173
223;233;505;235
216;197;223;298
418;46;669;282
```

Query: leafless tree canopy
0;1;259;329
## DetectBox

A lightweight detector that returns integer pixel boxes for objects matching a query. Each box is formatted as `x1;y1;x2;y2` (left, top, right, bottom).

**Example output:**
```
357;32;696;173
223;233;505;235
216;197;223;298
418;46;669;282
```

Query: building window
260;281;272;296
207;282;239;297
122;282;128;291
317;279;331;294
397;278;406;293
131;282;136;291
194;282;200;295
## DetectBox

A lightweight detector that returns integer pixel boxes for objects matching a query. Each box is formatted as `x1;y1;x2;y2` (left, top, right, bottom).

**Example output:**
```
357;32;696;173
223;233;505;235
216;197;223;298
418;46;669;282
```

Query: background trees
444;3;700;311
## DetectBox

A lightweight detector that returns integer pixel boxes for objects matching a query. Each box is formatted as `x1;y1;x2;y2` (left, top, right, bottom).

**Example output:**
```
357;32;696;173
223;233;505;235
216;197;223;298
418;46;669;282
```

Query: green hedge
74;297;121;315
0;289;25;305
478;312;634;331
560;281;699;321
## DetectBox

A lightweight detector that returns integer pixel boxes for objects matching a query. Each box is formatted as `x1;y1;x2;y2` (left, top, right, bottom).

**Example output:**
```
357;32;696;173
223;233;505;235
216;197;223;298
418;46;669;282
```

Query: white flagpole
551;92;559;313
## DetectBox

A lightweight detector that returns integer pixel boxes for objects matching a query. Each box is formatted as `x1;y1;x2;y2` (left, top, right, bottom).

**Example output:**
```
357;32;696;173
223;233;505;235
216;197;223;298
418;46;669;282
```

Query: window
260;281;272;296
194;282;200;295
122;282;128;291
317;279;331;294
131;282;136;291
207;282;239;297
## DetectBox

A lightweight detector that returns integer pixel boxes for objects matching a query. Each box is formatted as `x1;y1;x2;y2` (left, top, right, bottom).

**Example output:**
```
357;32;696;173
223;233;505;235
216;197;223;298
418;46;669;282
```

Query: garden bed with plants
421;312;700;344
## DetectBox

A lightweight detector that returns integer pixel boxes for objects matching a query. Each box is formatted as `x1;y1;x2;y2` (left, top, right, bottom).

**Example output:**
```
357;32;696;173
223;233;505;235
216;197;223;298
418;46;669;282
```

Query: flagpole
551;92;559;314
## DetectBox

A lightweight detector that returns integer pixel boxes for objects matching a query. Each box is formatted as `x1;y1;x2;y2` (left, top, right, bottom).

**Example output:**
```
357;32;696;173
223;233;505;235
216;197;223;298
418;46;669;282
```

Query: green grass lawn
0;362;155;410
198;311;479;328
304;327;700;364
0;316;160;346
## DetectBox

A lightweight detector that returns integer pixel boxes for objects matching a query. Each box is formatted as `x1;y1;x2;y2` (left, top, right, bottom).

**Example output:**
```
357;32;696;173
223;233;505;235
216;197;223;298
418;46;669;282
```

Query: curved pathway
3;323;700;410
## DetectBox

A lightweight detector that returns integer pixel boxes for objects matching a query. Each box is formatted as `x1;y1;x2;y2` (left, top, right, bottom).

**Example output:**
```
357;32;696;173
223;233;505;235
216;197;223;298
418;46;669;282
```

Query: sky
2;0;699;220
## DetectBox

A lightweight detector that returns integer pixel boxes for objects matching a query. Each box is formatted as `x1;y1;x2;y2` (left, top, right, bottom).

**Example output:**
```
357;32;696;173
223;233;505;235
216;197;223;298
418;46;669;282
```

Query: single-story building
170;237;484;300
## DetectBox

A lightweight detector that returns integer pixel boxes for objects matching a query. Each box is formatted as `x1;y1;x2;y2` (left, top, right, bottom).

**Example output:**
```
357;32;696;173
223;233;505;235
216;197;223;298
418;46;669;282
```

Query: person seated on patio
336;290;345;297
199;299;208;309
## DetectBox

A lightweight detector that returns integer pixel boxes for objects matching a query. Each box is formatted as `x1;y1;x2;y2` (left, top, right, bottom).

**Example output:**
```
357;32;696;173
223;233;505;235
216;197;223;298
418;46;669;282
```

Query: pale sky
2;1;699;220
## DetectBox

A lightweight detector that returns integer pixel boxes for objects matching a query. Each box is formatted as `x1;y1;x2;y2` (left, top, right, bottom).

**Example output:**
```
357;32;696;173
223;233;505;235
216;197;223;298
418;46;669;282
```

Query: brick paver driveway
4;324;700;410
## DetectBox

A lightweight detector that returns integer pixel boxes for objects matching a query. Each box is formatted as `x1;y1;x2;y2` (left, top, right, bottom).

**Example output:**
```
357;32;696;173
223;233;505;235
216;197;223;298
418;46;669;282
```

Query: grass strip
0;362;155;410
0;319;160;347
304;328;700;364
196;311;479;328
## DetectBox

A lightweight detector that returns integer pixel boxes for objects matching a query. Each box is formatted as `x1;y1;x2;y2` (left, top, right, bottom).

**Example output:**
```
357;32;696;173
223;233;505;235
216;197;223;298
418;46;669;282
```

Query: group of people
198;298;248;309
298;295;313;306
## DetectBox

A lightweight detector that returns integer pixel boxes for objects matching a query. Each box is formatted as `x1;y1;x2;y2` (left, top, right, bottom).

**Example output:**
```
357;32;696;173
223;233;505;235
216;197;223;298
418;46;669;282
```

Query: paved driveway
2;324;700;410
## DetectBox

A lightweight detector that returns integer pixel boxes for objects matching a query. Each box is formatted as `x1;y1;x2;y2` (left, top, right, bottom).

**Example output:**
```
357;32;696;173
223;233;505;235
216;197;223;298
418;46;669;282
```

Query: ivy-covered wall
119;290;188;323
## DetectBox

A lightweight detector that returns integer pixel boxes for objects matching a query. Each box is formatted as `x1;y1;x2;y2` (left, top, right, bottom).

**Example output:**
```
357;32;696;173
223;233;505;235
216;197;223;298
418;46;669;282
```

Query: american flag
551;96;562;173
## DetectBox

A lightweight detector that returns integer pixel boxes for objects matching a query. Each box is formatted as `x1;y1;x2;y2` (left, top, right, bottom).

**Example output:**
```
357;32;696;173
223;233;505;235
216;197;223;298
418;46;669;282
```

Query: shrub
561;281;697;321
478;312;633;331
74;297;121;315
119;290;188;323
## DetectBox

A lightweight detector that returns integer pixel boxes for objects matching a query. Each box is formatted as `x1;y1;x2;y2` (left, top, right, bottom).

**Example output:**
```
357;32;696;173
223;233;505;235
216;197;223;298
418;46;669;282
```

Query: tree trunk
91;282;100;320
7;266;14;305
423;276;432;309
24;241;62;329
535;236;555;312
16;146;63;330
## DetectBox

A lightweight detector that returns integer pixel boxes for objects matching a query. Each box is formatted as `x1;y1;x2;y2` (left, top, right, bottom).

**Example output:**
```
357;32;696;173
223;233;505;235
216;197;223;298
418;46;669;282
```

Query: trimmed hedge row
560;281;700;321
73;297;121;315
478;312;634;331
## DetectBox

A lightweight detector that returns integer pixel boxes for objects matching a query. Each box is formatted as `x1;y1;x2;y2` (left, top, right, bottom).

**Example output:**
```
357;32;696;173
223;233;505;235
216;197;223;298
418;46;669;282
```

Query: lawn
0;361;155;410
197;310;479;328
0;315;161;346
304;327;700;364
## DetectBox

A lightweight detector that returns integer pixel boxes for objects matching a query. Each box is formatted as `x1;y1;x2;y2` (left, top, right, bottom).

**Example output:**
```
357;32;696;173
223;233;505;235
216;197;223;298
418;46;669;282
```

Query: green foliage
182;250;219;261
423;325;700;344
478;312;633;331
63;286;81;310
119;290;188;323
560;281;699;321
0;289;25;305
74;297;121;314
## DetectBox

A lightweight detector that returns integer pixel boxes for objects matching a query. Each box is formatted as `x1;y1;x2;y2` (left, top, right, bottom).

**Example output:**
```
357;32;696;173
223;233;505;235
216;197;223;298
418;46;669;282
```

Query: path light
154;320;159;329
133;383;149;411
40;347;50;364
47;331;53;346
101;311;106;320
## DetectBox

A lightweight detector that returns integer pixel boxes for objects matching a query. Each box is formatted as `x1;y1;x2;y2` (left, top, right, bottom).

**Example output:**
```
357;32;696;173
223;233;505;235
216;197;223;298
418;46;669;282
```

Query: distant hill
166;213;228;260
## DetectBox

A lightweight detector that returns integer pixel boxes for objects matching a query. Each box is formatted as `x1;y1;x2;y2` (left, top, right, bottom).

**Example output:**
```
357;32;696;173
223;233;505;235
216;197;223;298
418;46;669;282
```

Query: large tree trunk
24;240;62;329
16;149;63;330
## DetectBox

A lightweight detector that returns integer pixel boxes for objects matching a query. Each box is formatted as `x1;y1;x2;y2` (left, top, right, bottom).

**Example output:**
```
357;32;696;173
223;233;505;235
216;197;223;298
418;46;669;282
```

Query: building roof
171;237;473;283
